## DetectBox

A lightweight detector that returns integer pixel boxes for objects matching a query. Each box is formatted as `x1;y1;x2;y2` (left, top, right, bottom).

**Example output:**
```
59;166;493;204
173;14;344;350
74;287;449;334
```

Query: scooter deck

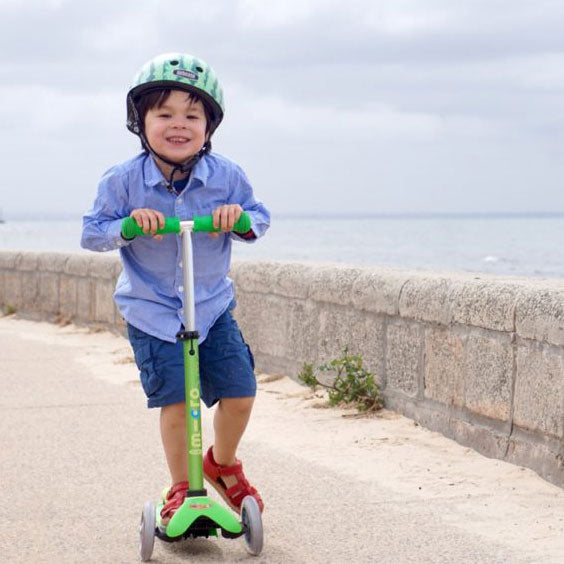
156;496;244;541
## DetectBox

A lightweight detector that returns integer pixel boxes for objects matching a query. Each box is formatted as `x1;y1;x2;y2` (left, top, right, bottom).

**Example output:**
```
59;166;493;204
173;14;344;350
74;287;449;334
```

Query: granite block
424;327;464;407
515;288;564;347
386;322;422;397
514;342;564;439
59;276;78;318
38;272;59;314
352;268;408;316
317;305;384;379
464;331;513;421
94;280;116;323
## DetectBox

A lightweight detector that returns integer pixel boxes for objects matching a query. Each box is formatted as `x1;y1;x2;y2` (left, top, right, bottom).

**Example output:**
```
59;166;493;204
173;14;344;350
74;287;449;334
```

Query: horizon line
4;211;564;221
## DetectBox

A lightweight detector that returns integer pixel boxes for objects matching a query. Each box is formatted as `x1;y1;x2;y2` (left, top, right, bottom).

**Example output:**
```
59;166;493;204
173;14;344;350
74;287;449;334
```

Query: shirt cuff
107;219;133;250
231;216;258;243
233;228;256;240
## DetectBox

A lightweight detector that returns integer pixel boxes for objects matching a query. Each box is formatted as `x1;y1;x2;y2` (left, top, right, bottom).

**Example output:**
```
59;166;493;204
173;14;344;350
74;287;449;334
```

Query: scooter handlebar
121;212;251;239
120;216;181;239
193;212;251;234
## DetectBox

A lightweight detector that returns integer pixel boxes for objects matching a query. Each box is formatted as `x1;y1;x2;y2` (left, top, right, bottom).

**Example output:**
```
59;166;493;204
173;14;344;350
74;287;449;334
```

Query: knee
219;397;254;419
161;402;185;429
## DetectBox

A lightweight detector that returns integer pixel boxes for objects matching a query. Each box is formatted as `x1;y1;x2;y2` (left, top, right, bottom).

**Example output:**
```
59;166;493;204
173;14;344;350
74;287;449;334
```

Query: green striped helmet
126;52;225;136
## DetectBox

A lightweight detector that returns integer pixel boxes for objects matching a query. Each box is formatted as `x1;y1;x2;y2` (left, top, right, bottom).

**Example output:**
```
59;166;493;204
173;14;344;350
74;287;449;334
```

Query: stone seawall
1;250;563;487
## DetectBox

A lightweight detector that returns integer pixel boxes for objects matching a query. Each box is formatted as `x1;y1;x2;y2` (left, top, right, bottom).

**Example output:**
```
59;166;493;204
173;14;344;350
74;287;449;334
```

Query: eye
158;113;171;118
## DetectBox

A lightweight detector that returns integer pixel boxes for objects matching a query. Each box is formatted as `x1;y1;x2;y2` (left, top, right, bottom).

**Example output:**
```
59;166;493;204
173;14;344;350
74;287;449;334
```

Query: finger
150;212;160;235
220;207;231;231
209;232;219;239
213;207;221;230
153;234;163;241
156;211;165;230
131;210;143;229
139;212;150;234
227;206;237;231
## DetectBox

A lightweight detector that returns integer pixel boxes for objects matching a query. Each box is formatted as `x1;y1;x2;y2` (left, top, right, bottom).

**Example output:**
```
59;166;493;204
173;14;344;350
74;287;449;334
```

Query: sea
1;214;564;279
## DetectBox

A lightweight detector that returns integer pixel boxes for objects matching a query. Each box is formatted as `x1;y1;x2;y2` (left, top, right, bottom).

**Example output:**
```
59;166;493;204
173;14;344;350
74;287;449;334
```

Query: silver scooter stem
180;226;196;332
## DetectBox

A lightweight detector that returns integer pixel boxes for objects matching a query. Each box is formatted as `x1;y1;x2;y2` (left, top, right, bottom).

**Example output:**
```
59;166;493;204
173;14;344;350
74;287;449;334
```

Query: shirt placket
175;184;187;322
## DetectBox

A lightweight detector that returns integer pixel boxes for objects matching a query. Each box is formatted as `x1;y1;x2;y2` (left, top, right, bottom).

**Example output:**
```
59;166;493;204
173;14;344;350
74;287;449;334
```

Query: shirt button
179;262;182;267
178;286;184;292
102;247;108;251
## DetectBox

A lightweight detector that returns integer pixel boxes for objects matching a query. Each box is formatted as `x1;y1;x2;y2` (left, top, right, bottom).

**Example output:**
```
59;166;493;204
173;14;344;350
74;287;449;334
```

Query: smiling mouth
167;137;190;144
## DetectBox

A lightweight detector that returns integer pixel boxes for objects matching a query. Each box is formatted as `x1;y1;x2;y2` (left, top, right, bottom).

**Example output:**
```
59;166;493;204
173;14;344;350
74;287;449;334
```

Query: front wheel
139;500;156;561
241;496;263;556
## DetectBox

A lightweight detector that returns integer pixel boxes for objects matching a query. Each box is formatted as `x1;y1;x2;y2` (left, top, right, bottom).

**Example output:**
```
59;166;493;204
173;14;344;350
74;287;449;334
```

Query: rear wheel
241;496;263;556
139;500;156;561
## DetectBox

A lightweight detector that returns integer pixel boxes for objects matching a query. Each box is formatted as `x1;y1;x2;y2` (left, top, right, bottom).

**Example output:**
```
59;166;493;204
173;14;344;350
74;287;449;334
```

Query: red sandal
203;446;264;513
160;481;189;525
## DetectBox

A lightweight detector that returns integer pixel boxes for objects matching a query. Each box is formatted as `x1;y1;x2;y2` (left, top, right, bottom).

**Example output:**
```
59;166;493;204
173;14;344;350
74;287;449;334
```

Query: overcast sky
2;0;564;218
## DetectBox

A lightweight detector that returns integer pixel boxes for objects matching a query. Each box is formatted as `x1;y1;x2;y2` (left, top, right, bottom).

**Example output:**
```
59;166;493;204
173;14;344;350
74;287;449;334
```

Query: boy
81;53;270;525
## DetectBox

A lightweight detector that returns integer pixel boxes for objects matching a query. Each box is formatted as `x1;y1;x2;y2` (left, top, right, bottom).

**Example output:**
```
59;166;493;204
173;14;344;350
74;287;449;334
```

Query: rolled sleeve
108;218;134;249
81;167;133;252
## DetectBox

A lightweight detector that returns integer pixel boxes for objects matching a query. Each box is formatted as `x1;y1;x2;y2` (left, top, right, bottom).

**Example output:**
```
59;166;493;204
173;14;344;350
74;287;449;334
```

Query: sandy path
0;316;562;563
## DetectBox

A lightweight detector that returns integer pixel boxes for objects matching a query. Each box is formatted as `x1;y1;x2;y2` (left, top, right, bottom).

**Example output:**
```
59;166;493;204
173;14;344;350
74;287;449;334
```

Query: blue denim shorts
127;304;256;408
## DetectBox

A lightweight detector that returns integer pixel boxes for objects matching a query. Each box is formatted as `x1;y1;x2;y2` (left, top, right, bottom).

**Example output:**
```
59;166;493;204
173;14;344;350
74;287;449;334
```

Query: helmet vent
196;66;204;72
170;60;179;65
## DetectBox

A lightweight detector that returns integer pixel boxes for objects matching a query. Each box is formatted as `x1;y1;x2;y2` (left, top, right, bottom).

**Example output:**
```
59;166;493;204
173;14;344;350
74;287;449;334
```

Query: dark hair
135;88;212;134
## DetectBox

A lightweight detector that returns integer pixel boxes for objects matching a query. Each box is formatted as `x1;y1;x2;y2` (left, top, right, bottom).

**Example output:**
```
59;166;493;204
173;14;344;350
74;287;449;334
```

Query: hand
210;204;243;238
130;208;165;240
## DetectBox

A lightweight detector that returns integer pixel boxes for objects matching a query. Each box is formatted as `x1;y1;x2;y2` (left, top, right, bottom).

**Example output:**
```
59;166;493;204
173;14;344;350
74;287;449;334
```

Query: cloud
225;85;444;141
1;0;564;217
236;0;325;28
0;86;121;132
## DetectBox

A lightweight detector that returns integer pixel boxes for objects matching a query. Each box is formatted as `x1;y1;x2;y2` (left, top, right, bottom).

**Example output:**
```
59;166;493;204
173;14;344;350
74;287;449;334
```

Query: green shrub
298;348;384;413
2;304;16;316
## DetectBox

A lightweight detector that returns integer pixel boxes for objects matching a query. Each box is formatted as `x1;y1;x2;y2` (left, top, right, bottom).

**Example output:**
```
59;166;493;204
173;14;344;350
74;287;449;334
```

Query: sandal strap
167;481;190;499
225;481;252;497
215;460;243;477
161;481;189;519
204;446;264;512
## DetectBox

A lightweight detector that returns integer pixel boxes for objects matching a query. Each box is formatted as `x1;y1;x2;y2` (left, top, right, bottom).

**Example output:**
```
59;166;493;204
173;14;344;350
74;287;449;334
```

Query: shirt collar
143;154;165;187
143;153;210;188
191;155;209;186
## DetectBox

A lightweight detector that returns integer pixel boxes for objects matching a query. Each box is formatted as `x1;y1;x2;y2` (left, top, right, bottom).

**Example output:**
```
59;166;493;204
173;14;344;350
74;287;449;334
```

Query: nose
171;115;188;128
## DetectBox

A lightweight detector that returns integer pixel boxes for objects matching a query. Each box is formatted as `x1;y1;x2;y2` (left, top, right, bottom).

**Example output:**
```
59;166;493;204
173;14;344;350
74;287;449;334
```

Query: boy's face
144;90;208;165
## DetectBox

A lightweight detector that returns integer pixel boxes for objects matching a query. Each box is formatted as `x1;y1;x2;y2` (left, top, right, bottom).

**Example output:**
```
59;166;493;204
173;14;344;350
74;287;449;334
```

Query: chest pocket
187;185;229;217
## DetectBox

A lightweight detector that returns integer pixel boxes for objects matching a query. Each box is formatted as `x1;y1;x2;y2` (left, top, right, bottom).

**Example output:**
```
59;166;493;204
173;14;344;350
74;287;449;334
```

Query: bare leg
212;397;254;488
160;397;254;488
160;402;188;484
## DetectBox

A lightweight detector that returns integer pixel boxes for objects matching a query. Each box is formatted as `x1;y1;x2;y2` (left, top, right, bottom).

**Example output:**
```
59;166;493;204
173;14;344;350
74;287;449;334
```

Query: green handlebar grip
193;212;251;234
120;212;250;239
121;216;180;239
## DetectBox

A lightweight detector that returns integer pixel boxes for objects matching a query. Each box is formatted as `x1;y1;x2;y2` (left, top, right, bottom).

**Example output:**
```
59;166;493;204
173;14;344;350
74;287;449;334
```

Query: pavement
0;316;563;564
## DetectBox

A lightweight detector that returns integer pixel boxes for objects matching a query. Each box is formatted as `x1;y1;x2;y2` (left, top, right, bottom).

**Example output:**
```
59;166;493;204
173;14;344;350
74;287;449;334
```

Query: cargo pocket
244;338;255;371
134;341;164;398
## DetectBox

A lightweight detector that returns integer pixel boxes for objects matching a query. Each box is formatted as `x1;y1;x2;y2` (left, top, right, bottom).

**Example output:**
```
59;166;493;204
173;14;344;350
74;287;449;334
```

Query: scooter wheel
139;500;156;561
241;496;263;556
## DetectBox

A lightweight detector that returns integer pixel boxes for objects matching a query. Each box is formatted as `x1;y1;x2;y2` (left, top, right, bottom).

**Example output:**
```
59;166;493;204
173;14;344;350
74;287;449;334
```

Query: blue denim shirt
81;152;270;343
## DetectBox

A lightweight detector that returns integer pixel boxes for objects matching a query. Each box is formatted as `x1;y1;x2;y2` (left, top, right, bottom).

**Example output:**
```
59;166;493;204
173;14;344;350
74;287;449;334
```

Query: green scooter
121;212;263;561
